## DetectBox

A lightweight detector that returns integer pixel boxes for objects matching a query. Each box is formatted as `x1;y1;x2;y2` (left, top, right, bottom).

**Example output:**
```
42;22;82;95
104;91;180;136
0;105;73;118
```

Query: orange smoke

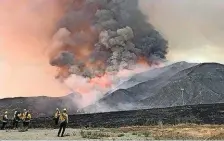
73;44;94;60
137;56;150;67
70;75;112;95
89;74;112;88
0;0;70;98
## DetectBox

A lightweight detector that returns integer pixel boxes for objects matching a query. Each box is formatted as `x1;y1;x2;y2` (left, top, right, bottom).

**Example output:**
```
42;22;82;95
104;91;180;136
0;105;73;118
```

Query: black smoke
49;0;168;78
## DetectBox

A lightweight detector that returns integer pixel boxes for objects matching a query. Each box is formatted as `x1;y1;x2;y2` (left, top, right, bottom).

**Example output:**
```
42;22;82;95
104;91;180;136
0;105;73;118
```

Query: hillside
111;61;197;91
0;93;80;118
83;62;224;113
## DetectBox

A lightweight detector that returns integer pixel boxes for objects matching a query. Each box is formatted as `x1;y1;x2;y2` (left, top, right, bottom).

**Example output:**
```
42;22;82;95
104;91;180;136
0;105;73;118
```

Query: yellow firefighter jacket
22;112;32;122
60;112;68;123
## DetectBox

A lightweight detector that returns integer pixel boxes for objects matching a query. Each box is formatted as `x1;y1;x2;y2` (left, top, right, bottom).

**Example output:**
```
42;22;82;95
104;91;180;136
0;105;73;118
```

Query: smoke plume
46;0;168;107
49;0;168;78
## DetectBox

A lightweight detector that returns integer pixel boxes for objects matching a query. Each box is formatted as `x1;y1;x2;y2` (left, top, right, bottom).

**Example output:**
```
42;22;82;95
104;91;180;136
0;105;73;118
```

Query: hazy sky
0;0;69;98
0;0;223;98
140;0;224;63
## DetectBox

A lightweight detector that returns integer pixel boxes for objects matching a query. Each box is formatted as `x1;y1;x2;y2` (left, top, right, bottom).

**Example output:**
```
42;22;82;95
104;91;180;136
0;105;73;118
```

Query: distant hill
82;62;224;113
0;93;80;118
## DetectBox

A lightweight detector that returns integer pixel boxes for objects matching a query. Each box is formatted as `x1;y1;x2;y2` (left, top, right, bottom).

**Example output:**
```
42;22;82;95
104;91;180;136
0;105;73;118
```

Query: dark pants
58;122;67;137
23;122;30;129
13;119;19;129
1;122;7;130
54;117;59;125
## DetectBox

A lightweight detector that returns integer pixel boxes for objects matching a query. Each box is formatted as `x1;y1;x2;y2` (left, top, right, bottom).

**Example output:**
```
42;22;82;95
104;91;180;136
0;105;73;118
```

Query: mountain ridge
82;62;224;113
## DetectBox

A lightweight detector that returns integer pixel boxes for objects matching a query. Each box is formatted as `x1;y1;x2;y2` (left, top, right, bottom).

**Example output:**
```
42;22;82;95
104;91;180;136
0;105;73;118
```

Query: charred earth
21;103;224;128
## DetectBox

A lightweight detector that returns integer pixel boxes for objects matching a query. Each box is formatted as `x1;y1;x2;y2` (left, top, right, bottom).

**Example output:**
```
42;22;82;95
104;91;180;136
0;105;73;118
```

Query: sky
0;0;224;98
140;0;224;63
0;0;70;98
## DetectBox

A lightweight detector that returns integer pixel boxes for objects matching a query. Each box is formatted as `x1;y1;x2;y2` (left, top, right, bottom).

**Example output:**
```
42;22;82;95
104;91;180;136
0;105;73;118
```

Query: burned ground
14;103;224;129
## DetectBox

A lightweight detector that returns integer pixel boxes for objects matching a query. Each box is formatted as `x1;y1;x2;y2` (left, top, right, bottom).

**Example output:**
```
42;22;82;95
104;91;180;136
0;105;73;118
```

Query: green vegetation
143;132;150;137
117;133;125;137
80;130;110;139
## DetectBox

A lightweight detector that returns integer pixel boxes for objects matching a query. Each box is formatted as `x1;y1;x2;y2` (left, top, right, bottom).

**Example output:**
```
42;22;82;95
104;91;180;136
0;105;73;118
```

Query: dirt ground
0;124;224;140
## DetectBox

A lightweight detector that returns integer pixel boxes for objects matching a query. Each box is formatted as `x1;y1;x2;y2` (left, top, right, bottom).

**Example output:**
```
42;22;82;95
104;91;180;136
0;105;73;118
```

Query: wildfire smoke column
49;0;168;81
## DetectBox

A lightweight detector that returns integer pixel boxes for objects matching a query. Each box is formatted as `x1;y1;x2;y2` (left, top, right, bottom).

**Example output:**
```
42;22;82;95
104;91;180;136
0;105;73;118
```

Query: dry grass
0;124;224;140
80;130;110;139
112;124;224;140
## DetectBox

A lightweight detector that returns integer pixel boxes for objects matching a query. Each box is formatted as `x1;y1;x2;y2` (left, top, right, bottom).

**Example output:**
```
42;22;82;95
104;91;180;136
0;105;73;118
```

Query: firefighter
1;111;8;130
12;111;21;129
22;109;31;131
57;108;68;137
54;108;60;126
